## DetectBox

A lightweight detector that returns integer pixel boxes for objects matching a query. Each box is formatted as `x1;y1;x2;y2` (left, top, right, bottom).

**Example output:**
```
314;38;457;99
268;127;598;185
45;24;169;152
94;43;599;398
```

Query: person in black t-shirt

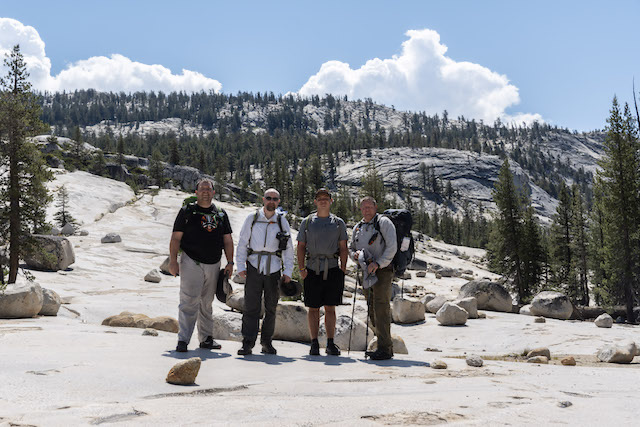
169;179;233;353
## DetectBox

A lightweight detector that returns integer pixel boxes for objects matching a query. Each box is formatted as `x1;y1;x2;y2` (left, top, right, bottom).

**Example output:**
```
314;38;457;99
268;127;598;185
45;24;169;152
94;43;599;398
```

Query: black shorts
303;267;345;308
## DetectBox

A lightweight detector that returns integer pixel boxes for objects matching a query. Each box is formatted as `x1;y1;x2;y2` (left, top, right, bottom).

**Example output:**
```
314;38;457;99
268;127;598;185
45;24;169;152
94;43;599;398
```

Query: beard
265;203;276;212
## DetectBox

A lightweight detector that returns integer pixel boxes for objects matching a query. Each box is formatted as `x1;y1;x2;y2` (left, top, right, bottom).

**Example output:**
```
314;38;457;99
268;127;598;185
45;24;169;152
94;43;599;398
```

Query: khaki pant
177;252;220;344
365;266;394;354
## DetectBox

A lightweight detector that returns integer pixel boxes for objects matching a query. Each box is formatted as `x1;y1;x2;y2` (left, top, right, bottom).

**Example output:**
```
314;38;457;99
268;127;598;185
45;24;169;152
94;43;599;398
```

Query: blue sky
1;0;639;131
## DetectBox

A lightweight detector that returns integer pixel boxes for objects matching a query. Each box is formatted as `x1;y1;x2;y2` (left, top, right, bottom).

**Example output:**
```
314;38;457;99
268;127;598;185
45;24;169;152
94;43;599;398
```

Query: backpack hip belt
307;253;339;280
247;249;281;276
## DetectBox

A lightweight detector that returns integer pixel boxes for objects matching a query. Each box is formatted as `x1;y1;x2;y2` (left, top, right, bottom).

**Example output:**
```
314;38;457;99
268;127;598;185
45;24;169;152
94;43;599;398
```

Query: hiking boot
326;341;341;356
309;340;320;356
199;336;222;350
365;349;393;360
237;340;254;356
261;341;277;355
176;341;188;352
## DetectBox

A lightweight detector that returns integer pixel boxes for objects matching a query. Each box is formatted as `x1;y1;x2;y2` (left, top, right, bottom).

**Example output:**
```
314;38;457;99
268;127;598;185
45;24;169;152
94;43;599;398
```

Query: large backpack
374;209;415;277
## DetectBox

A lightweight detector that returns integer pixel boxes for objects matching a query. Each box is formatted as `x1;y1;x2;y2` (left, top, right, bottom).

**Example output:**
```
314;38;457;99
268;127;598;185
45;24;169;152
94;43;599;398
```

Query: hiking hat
315;188;331;199
279;278;302;298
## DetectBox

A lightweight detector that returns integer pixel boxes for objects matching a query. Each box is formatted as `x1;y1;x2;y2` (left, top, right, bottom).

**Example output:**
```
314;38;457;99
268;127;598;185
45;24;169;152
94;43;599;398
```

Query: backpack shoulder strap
277;212;283;232
249;209;260;234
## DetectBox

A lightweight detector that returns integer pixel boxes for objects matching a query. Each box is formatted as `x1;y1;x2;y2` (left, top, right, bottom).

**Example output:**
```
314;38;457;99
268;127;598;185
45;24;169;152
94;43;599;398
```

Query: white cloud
0;17;222;93
299;29;542;125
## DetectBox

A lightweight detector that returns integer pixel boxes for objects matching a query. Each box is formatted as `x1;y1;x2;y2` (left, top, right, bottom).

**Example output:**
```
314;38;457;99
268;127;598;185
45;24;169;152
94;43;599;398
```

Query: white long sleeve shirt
236;208;294;277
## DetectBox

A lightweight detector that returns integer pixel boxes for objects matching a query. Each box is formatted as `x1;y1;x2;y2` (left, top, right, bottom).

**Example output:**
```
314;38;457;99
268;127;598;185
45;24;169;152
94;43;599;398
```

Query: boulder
561;356;576;366
144;269;162;283
527;347;551;359
79;230;89;236
530;291;573;320
436;302;468;326
534;316;546;323
597;342;637;364
225;289;265;316
457;280;512;312
408;258;427;271
102;312;178;333
0;281;44;318
159;256;172;275
38;288;61;316
273;302;311;343
367;335;409;355
49;227;61;236
519;304;533;316
166;357;201;385
147;316;179;333
416;271;427;278
466;355;483;367
211;310;243;342
454;297;478;319
594;313;613;328
431;360;447;369
101;233;122;243
426;295;448;314
61;223;76;236
527;356;549;364
421;294;436;309
318;314;373;351
392;296;425;324
23;235;75;271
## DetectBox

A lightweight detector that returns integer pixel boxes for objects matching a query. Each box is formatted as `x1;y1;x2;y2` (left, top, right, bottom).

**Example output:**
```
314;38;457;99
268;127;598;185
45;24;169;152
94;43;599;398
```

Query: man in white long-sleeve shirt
236;188;294;355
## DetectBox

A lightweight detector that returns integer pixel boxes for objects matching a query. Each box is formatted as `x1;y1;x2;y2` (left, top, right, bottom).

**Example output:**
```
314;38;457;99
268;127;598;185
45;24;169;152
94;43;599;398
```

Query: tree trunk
8;138;20;284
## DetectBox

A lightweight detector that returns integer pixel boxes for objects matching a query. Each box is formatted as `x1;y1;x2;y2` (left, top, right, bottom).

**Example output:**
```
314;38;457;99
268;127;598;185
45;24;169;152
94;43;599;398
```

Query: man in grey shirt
349;196;397;360
297;188;348;356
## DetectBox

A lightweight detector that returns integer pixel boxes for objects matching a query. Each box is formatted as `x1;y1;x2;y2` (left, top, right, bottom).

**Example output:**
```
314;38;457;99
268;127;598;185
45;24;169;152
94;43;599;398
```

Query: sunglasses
265;196;280;201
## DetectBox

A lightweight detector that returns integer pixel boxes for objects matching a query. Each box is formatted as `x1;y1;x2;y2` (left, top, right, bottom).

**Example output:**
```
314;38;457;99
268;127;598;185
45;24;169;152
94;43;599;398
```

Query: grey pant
177;252;220;344
241;263;280;345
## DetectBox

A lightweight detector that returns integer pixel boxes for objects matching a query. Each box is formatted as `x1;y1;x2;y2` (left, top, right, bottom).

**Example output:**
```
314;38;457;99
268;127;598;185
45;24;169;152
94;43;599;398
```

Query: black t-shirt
172;203;232;264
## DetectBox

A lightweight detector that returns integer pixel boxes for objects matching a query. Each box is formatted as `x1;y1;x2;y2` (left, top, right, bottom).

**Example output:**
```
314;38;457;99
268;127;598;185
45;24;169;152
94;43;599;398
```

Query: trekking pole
364;287;370;359
347;269;360;355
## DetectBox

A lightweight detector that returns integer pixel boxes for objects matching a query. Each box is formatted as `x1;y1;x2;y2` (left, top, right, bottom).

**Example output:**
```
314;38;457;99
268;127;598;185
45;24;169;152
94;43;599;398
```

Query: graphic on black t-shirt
200;213;220;232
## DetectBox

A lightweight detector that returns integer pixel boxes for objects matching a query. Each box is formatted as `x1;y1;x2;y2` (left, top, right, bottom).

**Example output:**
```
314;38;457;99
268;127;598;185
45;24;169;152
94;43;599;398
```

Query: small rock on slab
594;313;613;328
534;317;546;323
166;357;201;385
61;223;76;236
436;302;468;326
527;347;551;359
101;233;122;243
558;401;573;408
597;342;637;364
466;355;483;367
38;288;61;316
561;356;576;366
144;269;162;283
416;271;427;278
143;328;159;336
527;356;549;364
431;360;447;369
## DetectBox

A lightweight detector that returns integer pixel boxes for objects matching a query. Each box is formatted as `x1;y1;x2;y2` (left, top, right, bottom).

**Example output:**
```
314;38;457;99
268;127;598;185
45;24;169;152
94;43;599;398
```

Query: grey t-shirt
298;213;348;273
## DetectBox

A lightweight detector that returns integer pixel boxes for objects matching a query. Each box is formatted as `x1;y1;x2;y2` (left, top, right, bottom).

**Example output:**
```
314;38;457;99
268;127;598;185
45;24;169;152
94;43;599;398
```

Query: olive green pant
365;266;394;354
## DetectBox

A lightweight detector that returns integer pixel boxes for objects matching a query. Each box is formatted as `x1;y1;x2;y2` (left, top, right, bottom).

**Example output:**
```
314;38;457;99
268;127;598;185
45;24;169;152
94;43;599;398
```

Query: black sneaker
237;340;253;356
200;336;222;350
309;340;320;356
176;341;188;352
261;341;277;355
326;341;341;356
366;349;393;360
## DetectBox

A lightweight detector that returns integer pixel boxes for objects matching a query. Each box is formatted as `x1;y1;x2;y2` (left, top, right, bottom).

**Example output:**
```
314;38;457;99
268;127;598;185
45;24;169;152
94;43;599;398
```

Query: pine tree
149;149;165;186
570;184;589;305
116;134;125;166
520;205;544;300
589;178;607;305
0;45;53;283
53;185;78;228
169;139;179;165
549;182;573;291
72;126;83;159
593;97;640;321
487;158;525;302
360;162;386;209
